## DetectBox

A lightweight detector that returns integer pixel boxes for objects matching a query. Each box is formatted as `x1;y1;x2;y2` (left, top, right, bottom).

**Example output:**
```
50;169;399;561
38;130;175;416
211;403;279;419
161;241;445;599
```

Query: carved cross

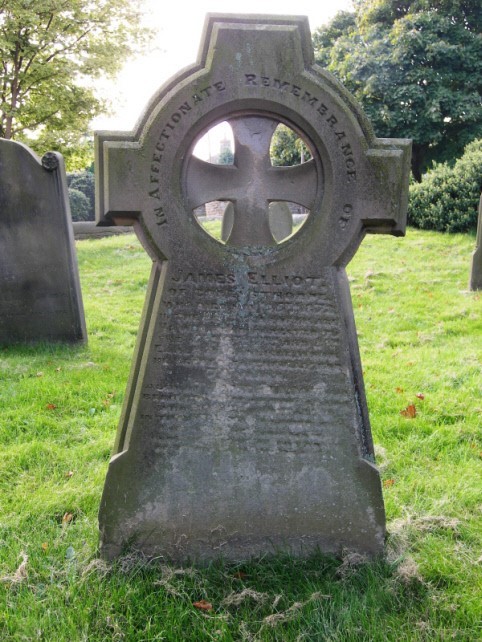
185;116;318;246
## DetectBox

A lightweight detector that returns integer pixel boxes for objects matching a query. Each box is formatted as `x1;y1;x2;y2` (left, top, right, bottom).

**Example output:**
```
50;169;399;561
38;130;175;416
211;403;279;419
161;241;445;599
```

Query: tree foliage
68;187;91;221
408;138;482;232
68;170;95;219
313;0;482;181
0;0;150;168
270;124;312;166
218;147;234;165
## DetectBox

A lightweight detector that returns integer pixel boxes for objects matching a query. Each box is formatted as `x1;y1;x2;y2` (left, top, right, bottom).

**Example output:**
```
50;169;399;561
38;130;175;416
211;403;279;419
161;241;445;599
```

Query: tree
270;124;312;166
0;0;151;167
218;147;234;165
313;0;482;181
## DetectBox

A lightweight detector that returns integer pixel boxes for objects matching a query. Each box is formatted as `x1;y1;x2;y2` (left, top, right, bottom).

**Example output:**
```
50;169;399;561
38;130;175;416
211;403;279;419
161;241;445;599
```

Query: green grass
0;229;481;641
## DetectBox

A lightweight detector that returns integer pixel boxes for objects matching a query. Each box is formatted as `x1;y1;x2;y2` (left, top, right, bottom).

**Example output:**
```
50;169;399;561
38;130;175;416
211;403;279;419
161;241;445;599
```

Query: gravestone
97;14;411;561
222;200;293;243
469;193;482;291
0;140;86;344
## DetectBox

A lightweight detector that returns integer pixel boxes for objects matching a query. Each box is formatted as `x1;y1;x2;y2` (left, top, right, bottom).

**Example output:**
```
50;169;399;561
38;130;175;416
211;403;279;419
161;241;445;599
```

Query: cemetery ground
0;228;480;641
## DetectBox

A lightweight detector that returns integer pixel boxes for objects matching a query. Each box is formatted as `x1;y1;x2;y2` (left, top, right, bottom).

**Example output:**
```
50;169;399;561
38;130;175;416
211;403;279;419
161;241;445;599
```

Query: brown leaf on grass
400;404;416;418
395;387;404;394
64;471;74;479
41;542;48;552
46;403;57;410
383;478;395;488
232;571;248;579
416;393;425;400
193;599;213;611
62;512;73;524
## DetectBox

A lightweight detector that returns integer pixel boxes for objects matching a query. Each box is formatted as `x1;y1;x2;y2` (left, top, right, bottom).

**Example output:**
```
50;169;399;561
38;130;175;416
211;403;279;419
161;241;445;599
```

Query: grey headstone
222;200;293;243
0;140;86;344
220;201;235;242
268;201;293;241
469;193;482;291
96;14;411;562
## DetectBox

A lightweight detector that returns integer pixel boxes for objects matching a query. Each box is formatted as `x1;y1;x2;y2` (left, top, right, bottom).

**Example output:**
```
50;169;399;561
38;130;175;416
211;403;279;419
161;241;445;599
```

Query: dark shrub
69;188;91;221
408;139;482;233
67;171;95;220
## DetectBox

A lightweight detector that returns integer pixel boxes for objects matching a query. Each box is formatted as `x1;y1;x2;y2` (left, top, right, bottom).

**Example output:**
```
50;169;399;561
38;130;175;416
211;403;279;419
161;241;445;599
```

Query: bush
67;170;95;220
408;139;482;233
69;188;91;221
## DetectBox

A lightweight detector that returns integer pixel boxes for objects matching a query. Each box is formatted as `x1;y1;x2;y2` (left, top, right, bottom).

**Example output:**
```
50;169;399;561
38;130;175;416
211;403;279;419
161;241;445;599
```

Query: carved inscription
140;270;354;456
148;80;227;224
245;73;356;182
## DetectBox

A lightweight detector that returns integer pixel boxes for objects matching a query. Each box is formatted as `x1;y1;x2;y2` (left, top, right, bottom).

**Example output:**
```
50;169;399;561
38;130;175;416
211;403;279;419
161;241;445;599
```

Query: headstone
96;14;411;561
0;140;86;344
469;193;482;291
222;200;293;243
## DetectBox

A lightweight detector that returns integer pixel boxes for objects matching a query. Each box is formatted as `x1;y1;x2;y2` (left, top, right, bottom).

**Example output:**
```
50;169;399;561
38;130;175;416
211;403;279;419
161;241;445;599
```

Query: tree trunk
411;144;426;183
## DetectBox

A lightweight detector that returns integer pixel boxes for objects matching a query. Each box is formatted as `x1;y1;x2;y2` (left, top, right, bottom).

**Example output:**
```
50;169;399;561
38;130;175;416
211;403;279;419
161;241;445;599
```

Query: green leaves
312;0;482;180
0;0;152;167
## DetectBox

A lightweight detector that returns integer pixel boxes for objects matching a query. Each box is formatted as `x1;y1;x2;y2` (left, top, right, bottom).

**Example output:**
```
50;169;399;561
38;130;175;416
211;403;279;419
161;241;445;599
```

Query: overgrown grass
0;229;480;641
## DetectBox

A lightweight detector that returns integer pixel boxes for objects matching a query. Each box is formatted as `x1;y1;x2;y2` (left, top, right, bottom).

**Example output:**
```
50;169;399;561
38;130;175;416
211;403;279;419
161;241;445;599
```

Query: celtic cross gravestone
97;14;411;561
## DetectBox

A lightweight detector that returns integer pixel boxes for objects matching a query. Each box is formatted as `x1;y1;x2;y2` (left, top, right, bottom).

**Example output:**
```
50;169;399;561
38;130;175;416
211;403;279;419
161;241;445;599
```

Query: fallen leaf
64;471;74;479
400;404;416;418
383;479;395;488
41;542;48;552
416;393;425;400
233;571;248;579
62;512;73;524
395;387;404;394
46;403;57;410
193;599;213;611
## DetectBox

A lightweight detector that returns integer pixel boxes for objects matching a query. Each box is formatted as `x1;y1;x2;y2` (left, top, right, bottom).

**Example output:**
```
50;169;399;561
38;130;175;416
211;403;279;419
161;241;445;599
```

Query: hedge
408;139;482;233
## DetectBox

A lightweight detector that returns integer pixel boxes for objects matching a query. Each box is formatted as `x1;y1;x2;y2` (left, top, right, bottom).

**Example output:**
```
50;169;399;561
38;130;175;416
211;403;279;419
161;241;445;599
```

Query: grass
0;228;481;641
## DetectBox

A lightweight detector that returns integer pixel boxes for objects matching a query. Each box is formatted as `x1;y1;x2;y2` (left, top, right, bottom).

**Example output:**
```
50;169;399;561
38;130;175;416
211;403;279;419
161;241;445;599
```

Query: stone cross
187;116;315;245
0;140;86;344
96;14;411;562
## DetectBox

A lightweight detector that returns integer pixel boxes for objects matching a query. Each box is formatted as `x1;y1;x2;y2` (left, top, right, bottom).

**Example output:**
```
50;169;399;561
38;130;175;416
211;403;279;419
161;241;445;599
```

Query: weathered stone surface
0;140;86;344
222;200;293;243
469;194;482;291
97;14;411;562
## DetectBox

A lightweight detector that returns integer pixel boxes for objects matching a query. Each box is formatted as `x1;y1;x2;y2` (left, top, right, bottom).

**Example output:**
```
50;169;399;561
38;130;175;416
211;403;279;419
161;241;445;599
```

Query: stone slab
469;193;482;290
73;221;132;240
0;141;86;344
